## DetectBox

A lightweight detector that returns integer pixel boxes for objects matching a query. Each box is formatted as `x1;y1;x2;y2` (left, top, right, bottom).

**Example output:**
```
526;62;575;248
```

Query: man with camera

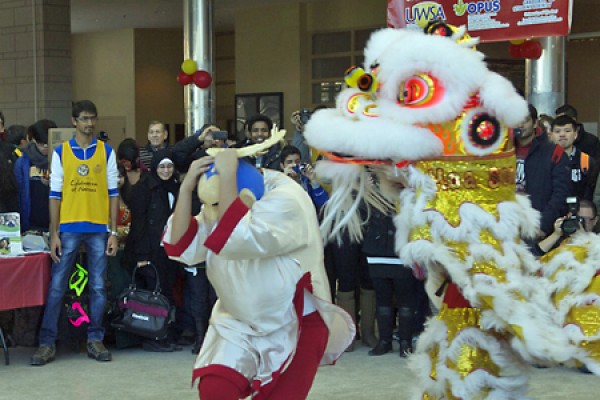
290;108;313;164
515;103;571;237
279;145;328;210
533;197;598;256
290;106;327;164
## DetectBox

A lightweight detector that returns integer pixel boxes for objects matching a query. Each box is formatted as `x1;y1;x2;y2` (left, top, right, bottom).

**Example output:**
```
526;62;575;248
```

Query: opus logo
454;0;501;16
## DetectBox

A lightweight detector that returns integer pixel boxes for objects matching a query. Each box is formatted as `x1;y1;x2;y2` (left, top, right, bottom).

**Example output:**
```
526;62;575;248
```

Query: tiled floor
1;342;598;399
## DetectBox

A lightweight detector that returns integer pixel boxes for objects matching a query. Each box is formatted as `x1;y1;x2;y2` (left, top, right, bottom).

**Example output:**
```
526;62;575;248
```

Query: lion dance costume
303;22;600;399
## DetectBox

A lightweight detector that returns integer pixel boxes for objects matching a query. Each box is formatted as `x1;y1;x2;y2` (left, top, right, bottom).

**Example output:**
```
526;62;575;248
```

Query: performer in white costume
163;148;354;400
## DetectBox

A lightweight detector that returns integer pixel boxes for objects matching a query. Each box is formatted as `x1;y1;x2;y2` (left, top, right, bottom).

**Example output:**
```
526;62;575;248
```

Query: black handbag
111;263;175;340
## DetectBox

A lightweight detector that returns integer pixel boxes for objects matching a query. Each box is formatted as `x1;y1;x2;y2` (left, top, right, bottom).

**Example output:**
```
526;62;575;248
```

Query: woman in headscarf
128;148;181;352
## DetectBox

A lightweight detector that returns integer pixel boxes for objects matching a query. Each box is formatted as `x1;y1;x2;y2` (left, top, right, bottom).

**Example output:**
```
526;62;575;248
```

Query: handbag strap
131;263;162;294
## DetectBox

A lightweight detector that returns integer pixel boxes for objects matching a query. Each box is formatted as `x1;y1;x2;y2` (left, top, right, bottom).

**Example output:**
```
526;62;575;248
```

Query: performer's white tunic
163;170;354;391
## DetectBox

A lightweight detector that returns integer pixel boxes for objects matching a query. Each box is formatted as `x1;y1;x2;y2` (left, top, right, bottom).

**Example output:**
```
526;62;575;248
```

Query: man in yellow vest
31;100;119;366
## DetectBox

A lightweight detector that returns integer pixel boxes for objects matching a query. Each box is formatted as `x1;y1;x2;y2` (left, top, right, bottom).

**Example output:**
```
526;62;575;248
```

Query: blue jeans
39;232;108;346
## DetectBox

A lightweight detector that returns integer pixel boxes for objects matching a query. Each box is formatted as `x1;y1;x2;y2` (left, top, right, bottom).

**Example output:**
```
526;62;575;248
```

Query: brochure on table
0;212;24;256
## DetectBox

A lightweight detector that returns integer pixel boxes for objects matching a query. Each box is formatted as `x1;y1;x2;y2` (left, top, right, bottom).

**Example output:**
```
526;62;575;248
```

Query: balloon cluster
508;39;542;60
177;59;212;88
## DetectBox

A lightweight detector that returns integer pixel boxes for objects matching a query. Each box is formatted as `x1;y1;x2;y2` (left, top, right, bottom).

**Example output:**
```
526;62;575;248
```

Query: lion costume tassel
304;22;599;399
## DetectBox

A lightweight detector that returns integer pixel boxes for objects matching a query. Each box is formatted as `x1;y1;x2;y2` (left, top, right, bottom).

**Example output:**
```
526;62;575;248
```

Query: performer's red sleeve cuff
204;197;249;254
163;217;198;257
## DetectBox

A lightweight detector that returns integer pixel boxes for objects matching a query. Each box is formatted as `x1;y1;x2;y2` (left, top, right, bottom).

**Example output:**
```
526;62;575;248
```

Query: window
310;27;381;107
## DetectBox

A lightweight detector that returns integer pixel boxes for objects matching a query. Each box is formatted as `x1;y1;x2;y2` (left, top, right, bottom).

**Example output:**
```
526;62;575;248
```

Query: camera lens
561;217;579;235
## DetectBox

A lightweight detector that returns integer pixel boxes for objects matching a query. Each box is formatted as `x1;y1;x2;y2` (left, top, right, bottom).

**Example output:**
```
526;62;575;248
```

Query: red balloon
523;40;542;59
177;71;193;86
508;43;522;59
193;70;212;89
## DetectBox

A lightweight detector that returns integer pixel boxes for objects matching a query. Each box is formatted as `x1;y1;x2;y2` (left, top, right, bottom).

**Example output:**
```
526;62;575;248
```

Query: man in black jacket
516;104;571;237
548;114;597;201
556;104;600;162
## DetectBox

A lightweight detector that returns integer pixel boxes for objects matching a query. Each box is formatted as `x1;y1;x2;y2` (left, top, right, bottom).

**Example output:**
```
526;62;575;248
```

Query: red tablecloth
0;253;51;311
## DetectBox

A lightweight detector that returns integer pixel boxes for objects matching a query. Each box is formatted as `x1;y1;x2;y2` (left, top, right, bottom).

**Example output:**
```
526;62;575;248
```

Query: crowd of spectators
0;100;598;366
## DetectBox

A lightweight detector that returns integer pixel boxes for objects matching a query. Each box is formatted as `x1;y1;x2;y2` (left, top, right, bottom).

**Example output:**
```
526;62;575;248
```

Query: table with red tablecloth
0;253;51;365
0;253;51;312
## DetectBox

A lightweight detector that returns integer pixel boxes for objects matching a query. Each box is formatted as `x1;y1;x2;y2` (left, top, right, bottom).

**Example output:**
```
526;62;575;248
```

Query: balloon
508;43;522;58
181;59;198;75
193;70;212;89
508;40;542;59
523;40;542;59
177;71;193;86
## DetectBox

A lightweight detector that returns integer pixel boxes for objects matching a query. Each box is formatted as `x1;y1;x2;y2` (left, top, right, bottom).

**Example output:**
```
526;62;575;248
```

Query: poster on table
0;213;23;256
387;0;572;42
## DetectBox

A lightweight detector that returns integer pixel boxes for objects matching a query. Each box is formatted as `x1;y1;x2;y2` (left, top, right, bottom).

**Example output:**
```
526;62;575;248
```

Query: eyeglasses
76;116;98;123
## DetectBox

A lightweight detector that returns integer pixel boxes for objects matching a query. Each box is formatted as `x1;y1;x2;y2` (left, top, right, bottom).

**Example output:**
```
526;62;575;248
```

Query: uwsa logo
405;1;447;28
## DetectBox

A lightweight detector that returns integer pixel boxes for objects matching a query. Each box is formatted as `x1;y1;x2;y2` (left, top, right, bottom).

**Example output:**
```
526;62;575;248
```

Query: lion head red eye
398;73;443;108
424;21;453;37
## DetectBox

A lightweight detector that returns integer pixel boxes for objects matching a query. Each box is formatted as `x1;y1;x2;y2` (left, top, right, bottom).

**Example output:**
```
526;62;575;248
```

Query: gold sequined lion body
303;23;598;399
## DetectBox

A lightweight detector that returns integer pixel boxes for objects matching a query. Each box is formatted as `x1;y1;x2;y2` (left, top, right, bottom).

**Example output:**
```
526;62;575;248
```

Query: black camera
513;128;523;138
561;197;583;235
293;163;308;174
299;108;312;125
212;131;229;140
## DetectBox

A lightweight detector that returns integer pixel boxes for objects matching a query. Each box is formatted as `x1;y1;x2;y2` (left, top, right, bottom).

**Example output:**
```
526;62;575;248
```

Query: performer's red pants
198;311;328;400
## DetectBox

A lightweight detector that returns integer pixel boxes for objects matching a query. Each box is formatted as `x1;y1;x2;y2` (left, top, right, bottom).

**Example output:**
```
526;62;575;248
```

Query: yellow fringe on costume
399;152;574;399
541;237;600;374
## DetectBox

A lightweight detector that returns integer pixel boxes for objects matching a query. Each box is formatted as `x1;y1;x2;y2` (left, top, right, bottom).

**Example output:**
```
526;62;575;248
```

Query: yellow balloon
181;59;197;75
510;39;525;45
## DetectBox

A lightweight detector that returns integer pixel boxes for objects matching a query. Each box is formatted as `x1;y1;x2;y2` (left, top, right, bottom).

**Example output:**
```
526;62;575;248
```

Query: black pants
370;266;419;310
185;268;217;327
330;239;372;292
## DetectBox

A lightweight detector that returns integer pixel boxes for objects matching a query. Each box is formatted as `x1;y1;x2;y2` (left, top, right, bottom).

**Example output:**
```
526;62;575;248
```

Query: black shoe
166;339;183;351
579;365;592;374
368;340;393;356
87;341;112;362
30;345;56;366
177;335;195;346
142;340;176;352
399;339;412;358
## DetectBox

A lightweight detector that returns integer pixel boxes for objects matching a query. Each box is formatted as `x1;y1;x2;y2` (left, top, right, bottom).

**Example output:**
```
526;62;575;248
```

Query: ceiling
70;0;313;33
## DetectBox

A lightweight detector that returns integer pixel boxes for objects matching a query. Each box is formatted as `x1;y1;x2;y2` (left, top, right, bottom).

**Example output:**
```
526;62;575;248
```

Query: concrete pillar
183;0;214;136
526;36;566;117
0;0;72;127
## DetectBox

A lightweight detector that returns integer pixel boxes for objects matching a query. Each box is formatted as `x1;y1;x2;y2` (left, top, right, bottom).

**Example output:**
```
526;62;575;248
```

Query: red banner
387;0;572;42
